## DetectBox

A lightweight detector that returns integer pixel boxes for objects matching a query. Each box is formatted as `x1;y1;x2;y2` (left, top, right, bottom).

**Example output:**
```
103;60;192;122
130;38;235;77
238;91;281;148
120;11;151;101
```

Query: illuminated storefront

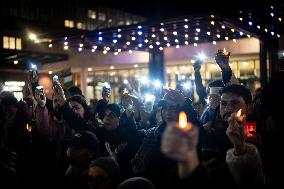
42;37;262;103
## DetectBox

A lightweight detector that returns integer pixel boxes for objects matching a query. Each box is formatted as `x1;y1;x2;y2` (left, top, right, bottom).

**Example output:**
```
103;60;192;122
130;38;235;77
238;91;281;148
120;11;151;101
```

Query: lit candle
178;112;192;131
236;109;245;122
223;48;230;56
26;124;32;132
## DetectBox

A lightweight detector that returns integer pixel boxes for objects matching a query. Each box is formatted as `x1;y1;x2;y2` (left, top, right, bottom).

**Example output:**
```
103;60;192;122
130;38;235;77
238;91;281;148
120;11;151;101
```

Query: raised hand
193;60;202;72
53;80;66;106
34;87;46;107
161;121;199;178
215;50;230;69
161;122;199;161
226;112;246;155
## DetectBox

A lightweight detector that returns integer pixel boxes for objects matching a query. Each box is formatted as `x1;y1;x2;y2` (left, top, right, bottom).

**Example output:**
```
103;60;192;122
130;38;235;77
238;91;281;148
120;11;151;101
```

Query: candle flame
237;109;242;117
179;112;187;129
178;112;192;131
26;124;32;132
236;109;245;121
223;48;229;56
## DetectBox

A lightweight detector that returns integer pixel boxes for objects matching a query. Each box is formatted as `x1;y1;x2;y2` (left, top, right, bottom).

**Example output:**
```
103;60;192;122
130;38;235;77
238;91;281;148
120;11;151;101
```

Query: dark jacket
95;112;142;179
200;106;215;125
178;160;237;189
132;122;179;189
201;107;233;161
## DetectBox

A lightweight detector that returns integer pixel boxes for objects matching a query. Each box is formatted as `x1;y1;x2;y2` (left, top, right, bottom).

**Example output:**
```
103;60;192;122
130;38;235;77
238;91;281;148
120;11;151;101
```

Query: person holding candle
131;89;201;189
201;84;257;161
194;49;239;126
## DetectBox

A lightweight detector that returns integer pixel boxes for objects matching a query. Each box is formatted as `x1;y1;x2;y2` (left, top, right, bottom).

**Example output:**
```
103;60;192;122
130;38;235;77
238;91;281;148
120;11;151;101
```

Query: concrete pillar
149;48;165;83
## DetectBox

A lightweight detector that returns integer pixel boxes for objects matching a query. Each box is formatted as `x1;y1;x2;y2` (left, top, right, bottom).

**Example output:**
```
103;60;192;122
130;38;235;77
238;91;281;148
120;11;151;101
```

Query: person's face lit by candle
220;93;247;122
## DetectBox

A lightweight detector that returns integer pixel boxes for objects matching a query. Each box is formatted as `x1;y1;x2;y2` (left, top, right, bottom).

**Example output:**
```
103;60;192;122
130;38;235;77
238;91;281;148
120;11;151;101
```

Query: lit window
69;21;74;28
3;36;9;49
16;38;22;50
98;13;106;21
3;36;22;50
64;20;69;27
64;20;74;28
77;22;86;30
88;10;96;19
9;37;15;49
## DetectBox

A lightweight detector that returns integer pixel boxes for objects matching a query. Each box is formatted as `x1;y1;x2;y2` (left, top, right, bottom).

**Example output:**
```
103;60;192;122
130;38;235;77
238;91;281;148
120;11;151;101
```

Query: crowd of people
1;50;283;189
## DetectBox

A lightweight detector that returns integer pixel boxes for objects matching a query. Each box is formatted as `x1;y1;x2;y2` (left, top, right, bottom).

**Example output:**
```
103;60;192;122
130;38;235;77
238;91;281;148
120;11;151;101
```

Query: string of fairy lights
34;5;282;55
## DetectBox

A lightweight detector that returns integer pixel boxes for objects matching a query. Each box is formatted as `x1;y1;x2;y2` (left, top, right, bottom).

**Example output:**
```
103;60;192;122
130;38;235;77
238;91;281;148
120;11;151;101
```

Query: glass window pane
9;37;15;49
98;13;106;21
77;22;82;29
3;36;9;49
64;20;69;27
16;38;22;50
69;21;74;28
88;10;96;19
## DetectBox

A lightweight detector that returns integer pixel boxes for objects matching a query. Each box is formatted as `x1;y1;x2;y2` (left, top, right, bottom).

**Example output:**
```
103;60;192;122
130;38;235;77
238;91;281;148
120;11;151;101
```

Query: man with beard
202;84;253;161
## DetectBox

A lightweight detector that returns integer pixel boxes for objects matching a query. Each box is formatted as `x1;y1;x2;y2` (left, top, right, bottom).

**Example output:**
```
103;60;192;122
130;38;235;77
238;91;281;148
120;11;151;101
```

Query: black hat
70;131;99;154
105;103;121;118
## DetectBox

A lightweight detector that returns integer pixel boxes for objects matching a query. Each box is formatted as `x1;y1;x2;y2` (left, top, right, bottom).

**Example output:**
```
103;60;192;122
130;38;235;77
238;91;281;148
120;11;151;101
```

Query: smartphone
31;70;39;83
35;86;44;100
53;75;58;82
244;122;257;138
36;85;44;92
